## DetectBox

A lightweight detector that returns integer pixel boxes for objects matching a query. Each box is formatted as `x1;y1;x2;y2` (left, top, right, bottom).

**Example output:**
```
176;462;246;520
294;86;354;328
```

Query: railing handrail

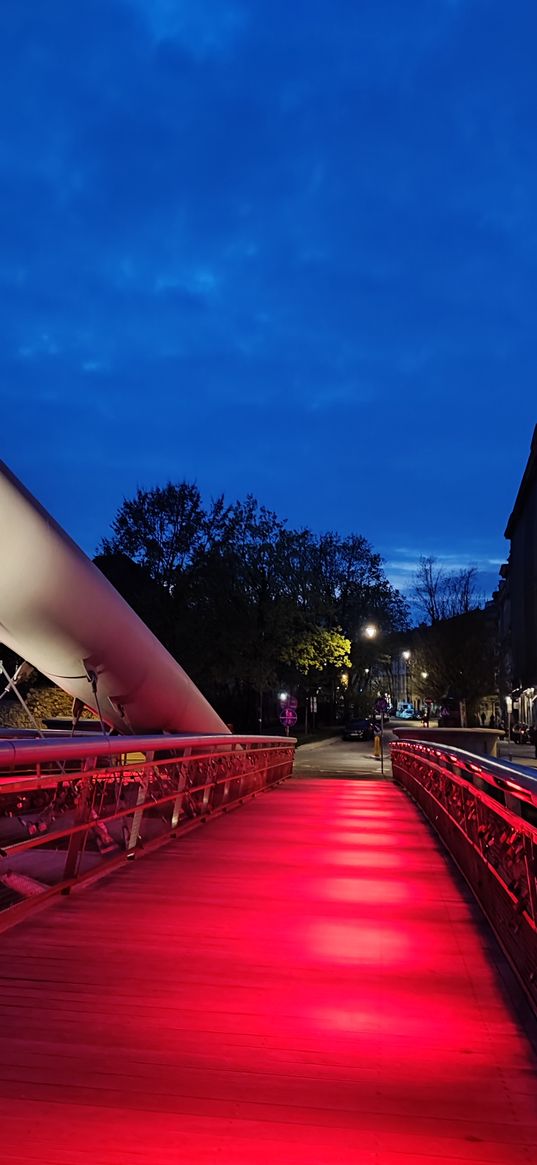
390;738;537;809
0;732;296;775
0;734;296;928
390;735;537;1011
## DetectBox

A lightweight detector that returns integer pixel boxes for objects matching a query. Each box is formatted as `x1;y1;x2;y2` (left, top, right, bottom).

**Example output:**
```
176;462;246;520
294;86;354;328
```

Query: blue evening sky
1;0;536;601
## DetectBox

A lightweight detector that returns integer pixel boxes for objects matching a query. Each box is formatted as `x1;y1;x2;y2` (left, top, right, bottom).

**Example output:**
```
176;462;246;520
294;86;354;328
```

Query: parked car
511;722;530;745
396;705;416;720
342;718;376;741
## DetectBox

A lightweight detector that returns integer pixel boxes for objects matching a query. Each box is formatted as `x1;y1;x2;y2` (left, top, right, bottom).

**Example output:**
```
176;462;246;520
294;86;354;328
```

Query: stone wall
0;686;91;729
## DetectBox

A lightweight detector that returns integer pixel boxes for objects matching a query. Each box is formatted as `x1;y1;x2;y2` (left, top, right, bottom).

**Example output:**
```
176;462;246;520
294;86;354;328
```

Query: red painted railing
391;738;537;1010
0;734;295;930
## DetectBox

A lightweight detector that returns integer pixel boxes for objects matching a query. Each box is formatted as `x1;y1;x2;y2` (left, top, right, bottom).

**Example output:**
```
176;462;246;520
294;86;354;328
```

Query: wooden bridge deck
0;777;536;1165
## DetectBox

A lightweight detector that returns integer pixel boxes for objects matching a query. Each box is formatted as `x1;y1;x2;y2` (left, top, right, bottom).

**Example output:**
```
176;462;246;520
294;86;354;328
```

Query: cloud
131;0;249;55
1;0;536;592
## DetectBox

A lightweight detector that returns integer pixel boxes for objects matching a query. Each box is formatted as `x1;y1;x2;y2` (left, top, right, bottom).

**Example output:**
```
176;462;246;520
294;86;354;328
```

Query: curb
295;735;341;752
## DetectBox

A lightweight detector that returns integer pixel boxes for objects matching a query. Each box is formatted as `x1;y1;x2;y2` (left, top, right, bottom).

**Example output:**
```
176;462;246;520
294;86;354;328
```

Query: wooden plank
1;778;536;1165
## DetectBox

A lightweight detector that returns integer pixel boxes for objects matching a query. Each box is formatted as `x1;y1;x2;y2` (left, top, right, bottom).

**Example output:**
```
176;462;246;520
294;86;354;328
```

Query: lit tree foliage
280;627;351;675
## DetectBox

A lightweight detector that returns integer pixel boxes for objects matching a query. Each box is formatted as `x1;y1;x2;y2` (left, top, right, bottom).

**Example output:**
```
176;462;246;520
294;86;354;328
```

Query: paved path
294;733;394;778
498;741;537;770
0;774;536;1164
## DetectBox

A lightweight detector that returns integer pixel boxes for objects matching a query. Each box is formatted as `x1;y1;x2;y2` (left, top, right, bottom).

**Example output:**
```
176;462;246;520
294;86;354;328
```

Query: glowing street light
401;650;411;703
279;691;288;702
364;624;378;639
421;671;428;680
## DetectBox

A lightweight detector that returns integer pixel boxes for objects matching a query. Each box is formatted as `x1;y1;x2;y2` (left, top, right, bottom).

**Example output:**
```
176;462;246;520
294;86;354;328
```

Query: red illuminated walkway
1;777;536;1165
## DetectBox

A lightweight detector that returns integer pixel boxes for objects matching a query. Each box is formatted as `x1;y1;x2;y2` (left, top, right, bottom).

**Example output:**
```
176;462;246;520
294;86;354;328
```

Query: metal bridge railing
0;734;296;930
391;738;537;1010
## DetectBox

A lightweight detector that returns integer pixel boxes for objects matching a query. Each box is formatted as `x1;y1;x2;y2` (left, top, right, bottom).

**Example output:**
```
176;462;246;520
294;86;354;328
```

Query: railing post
126;752;153;855
62;769;93;888
171;748;190;829
202;751;214;811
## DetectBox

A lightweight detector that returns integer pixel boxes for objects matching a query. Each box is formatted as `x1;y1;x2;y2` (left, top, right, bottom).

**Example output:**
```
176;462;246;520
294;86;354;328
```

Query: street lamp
505;694;512;742
402;650;411;703
361;627;379;703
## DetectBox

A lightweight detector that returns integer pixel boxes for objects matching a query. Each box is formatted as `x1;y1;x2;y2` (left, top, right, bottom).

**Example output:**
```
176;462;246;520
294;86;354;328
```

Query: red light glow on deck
0;776;535;1164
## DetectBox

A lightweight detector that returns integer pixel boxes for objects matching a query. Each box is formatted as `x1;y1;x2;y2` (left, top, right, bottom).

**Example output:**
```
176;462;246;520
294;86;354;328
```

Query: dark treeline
95;482;409;731
408;555;495;724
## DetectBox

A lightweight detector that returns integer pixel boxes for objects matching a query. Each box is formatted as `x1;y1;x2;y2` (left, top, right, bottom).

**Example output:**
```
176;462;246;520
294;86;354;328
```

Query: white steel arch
0;461;229;736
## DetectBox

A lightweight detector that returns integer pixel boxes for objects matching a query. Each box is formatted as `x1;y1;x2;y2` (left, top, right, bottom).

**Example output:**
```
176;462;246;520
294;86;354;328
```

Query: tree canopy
412;555;481;624
409;608;497;723
97;481;409;730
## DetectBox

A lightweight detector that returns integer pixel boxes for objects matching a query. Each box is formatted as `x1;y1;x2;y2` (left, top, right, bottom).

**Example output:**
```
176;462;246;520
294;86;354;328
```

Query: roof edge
504;424;537;540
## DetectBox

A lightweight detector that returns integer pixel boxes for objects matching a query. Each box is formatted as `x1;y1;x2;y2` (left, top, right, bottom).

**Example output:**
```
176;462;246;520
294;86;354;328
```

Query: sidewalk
295;735;341;752
497;741;537;771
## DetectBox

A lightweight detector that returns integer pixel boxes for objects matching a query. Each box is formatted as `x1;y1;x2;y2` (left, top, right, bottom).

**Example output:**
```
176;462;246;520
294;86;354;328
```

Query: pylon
373;733;381;759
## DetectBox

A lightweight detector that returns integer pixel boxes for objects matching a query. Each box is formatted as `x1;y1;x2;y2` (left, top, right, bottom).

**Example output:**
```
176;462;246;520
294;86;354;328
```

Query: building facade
502;425;537;731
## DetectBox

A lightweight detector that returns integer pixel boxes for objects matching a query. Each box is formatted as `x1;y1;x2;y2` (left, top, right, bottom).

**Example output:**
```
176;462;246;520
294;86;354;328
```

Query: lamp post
402;650;411;704
351;624;378;710
362;625;388;772
505;695;512;744
362;626;378;694
279;691;290;737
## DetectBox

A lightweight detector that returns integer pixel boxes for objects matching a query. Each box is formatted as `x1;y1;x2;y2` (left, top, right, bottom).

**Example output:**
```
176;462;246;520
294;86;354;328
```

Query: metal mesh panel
391;740;537;1011
0;735;295;928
